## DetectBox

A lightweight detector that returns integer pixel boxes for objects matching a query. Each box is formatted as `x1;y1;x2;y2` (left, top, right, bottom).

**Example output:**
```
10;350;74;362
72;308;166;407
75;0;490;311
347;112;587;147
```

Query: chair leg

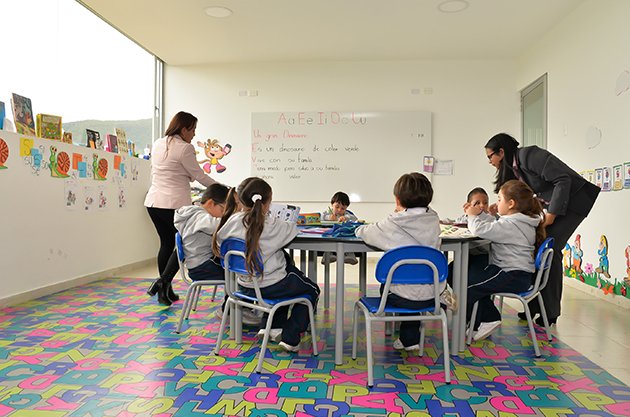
419;322;426;357
256;308;276;374
536;294;553;341
351;304;359;359
520;301;541;357
192;286;201;311
466;301;479;345
365;317;374;388
175;285;197;333
211;285;218;302
307;302;318;356
441;314;451;384
497;295;504;314
213;298;232;355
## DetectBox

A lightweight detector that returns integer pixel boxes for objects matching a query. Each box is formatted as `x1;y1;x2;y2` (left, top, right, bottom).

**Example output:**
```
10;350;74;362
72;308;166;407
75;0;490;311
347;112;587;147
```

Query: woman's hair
331;191;350;206
466;187;488;203
212;177;272;275
163;111;198;158
200;183;229;205
394;172;433;208
500;180;546;248
485;133;520;194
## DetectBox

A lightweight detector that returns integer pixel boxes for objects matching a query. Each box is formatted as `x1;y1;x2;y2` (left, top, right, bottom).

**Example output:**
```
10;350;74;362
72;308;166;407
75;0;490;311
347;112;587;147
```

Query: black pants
146;207;179;283
241;259;320;346
381;286;437;347
466;256;533;329
528;210;586;319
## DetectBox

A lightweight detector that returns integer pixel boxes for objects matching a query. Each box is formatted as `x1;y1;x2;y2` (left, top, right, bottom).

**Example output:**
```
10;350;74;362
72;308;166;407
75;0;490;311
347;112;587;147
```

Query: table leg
307;250;317;284
300;250;307;272
458;241;470;352
335;242;345;365
450;245;462;356
324;255;330;309
359;253;367;296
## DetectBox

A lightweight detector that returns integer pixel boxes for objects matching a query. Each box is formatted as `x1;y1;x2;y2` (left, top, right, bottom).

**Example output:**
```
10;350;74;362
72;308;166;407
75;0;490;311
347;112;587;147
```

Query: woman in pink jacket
144;111;217;305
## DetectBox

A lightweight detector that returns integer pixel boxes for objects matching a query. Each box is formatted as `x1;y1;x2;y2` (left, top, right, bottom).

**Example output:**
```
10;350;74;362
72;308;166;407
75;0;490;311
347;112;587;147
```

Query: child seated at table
322;191;358;265
455;187;489;224
354;172;455;351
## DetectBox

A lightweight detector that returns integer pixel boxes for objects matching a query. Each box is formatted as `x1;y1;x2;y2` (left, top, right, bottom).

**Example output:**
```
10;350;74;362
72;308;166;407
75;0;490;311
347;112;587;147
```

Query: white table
288;233;481;365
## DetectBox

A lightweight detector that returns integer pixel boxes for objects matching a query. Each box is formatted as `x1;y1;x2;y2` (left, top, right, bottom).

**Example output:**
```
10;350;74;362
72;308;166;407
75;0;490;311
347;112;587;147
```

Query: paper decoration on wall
612;165;623;190
434;159;454;175
196;139;232;173
77;161;87;178
97;186;107;210
585;126;602;149
92;154;108;181
0;137;9;169
601;167;612;191
117;186;127;208
615;70;630;96
423;156;434;173
22;140;45;175
586;170;595;185
131;160;138;181
48;146;70;178
594;168;603;188
64;179;79;210
595;235;611;280
19;138;33;157
83;186;96;211
72;153;82;170
624;162;630;188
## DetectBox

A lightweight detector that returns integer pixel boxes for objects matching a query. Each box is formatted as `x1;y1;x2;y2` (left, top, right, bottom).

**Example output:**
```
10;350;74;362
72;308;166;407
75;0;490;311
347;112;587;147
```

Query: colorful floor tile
0;278;628;416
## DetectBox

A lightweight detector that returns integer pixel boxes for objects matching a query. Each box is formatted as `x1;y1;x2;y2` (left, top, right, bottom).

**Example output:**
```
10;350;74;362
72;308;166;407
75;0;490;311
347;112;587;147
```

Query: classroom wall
163;59;519;221
517;0;630;304
0;131;157;305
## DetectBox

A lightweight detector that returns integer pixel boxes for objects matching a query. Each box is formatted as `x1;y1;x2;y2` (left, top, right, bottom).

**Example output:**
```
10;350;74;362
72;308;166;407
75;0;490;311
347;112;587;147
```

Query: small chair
213;238;318;373
467;237;555;357
174;232;224;334
351;245;451;387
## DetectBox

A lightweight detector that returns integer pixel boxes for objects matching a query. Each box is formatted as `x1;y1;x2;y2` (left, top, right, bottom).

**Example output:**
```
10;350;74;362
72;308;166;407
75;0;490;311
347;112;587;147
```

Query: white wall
1;131;157;304
163;59;519;221
517;0;630;296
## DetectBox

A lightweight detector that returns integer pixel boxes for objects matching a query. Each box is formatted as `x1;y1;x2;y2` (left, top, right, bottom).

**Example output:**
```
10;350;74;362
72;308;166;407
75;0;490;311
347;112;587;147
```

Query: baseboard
565;277;630;309
0;258;155;309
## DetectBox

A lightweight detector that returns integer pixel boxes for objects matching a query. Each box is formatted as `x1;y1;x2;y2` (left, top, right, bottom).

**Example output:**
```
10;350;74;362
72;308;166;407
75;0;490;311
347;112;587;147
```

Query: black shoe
147;279;160;296
167;284;180;302
536;316;557;326
150;279;173;306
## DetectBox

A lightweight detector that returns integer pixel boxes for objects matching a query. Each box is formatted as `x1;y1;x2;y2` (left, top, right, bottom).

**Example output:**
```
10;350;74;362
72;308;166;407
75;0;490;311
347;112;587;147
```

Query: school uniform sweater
214;212;299;288
322;208;357;221
173;205;220;270
467;211;540;273
355;207;444;301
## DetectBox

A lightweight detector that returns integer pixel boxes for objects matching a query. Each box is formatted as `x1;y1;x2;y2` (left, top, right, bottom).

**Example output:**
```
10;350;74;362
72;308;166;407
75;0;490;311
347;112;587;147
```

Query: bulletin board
251;111;432;202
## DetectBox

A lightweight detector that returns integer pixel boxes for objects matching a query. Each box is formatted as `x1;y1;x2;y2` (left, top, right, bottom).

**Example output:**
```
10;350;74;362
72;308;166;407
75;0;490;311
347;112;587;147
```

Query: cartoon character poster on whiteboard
196;139;232;173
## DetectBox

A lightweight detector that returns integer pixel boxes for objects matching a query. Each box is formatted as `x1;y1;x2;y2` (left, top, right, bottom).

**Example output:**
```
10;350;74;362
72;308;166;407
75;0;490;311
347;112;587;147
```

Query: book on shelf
0;101;4;130
86;129;101;149
106;134;119;153
36;114;62;140
62;131;73;144
11;93;36;135
115;128;128;154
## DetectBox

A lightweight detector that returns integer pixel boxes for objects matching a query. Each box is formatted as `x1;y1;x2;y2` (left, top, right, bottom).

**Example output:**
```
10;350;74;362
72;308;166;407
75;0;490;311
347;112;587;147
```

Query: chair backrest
531;237;554;293
175;232;191;283
375;245;448;285
373;245;448;315
219;238;266;303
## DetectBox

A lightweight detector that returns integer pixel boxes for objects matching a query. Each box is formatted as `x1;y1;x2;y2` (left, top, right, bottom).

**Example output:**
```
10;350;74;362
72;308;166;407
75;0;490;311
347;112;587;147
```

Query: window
1;0;156;153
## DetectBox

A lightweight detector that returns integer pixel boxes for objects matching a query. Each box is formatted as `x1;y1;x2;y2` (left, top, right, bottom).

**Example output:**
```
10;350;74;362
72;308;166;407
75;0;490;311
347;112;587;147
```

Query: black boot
167;284;180;302
149;279;173;306
517;311;539;321
147;278;160;296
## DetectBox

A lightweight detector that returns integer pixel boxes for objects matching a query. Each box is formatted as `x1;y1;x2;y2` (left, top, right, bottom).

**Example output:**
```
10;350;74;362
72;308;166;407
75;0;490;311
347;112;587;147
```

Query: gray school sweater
174;205;220;269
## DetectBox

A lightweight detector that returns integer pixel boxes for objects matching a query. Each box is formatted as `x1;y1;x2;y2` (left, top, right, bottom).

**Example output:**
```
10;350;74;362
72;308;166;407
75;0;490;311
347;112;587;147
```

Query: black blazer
517;146;600;217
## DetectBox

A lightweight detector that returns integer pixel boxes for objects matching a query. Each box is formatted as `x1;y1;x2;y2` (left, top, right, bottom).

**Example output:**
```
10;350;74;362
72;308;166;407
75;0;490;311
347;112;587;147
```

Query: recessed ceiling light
438;0;469;13
204;6;233;18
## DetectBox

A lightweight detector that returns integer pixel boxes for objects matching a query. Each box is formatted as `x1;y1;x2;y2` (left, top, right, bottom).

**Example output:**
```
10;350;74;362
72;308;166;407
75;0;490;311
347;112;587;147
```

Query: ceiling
80;0;586;66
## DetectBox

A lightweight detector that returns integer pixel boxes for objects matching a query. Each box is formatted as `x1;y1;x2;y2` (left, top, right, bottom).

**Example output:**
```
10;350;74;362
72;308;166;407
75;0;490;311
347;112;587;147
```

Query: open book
268;203;301;223
440;224;473;238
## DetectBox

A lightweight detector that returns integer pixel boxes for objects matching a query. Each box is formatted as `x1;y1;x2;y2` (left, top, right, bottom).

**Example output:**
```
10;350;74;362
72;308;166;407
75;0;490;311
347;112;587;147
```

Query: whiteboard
251;111;432;202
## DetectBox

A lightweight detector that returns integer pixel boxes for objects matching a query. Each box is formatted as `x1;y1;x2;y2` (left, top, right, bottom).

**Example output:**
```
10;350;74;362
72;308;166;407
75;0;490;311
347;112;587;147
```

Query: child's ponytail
212;187;239;257
238;177;272;275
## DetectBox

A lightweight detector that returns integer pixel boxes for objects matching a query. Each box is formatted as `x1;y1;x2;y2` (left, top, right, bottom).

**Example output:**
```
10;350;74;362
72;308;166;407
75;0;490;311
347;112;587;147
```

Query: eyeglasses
487;151;496;160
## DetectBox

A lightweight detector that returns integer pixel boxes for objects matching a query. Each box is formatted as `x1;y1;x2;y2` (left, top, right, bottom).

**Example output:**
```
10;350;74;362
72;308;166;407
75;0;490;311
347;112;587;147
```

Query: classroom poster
97;185;108;210
595;168;603;188
612;165;623;190
602;167;612;191
586;170;595;185
64;179;79;210
83;186;96;211
624;162;630;188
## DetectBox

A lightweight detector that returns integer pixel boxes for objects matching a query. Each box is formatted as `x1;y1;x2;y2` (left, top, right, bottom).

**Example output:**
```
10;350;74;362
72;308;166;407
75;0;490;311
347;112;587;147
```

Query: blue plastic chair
213;238;318;373
467;237;554;357
351;245;451;387
174;232;223;334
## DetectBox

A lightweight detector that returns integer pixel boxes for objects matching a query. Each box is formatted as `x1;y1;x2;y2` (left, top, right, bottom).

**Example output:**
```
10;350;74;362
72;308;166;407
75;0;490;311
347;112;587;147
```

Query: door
521;74;547;148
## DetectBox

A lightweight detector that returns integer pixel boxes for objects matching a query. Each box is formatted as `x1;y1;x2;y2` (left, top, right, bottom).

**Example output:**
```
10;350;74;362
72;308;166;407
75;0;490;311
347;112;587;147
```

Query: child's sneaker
344;254;358;265
473;321;501;341
279;341;300;352
321;253;337;265
439;286;458;312
392;338;420;351
256;328;283;342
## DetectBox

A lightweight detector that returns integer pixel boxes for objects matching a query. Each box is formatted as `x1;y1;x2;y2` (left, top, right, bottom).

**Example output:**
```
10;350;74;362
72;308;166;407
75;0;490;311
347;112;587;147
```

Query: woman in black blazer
484;133;600;324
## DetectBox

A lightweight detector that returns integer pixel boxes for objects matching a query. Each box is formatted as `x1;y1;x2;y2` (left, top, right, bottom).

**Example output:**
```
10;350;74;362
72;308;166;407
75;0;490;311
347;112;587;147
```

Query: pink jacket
144;135;215;209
